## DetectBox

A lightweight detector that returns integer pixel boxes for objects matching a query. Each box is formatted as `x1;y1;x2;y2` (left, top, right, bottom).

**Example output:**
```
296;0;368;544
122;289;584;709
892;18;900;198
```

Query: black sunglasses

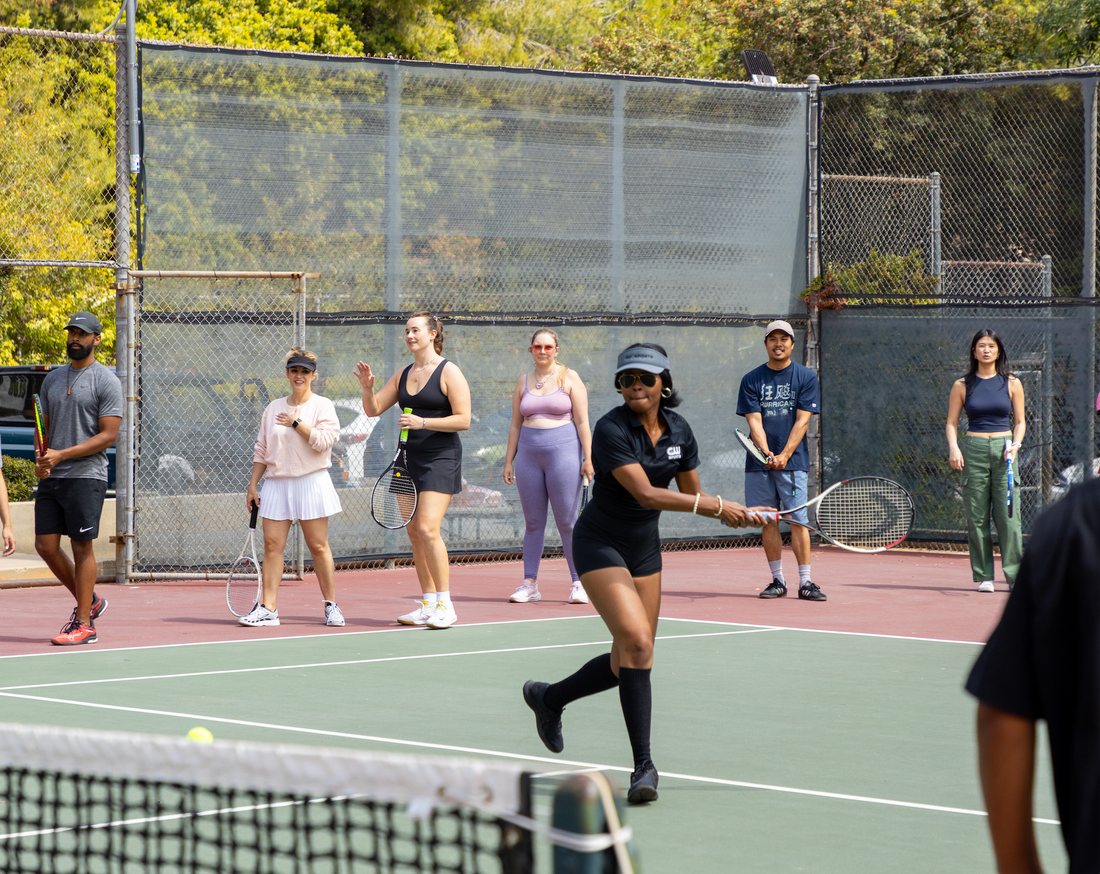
616;372;659;389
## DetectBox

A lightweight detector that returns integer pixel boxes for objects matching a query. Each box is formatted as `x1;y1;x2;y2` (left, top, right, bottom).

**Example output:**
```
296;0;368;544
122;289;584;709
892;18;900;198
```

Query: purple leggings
514;425;582;582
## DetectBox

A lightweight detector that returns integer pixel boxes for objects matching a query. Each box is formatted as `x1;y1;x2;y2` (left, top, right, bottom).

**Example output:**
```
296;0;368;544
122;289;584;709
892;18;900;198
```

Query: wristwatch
291;419;302;429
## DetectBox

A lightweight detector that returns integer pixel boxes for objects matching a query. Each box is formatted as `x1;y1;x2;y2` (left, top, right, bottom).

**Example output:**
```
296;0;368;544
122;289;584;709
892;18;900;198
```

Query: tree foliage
580;0;1042;83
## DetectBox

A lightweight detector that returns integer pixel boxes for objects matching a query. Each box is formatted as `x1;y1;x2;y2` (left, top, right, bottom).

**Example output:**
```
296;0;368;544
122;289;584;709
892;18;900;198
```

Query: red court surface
0;546;1007;656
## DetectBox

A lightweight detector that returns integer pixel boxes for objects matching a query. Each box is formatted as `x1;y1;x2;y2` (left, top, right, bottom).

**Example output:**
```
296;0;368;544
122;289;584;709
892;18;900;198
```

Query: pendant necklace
534;367;554;390
67;365;91;396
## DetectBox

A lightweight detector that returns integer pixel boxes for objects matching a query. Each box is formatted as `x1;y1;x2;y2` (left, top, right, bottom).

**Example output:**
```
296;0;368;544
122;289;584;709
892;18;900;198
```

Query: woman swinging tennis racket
522;343;769;803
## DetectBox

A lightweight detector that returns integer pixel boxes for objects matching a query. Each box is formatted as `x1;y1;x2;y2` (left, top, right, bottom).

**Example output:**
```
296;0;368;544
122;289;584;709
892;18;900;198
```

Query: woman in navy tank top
945;329;1025;592
355;311;472;628
501;329;594;606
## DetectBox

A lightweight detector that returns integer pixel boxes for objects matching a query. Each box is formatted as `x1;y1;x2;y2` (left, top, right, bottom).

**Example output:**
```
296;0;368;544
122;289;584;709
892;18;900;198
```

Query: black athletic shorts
34;477;108;540
571;502;662;577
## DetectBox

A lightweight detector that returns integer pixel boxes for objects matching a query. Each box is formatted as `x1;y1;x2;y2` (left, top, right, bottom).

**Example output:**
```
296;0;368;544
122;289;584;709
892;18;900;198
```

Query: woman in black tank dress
522;343;770;804
355;311;472;629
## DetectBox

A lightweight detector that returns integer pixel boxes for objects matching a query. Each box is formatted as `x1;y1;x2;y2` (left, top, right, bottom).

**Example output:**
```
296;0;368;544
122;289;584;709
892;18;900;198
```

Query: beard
66;340;94;361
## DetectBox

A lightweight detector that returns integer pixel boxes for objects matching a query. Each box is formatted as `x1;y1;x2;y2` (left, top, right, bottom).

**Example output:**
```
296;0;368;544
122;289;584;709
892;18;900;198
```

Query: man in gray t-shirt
35;311;123;646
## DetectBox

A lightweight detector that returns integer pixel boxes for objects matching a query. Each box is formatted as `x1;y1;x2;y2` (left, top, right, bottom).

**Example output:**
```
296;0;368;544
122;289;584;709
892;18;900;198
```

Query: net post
552;773;637;873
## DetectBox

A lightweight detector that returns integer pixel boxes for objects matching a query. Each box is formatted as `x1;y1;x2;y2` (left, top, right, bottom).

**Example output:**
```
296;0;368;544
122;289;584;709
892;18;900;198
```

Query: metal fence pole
930;172;942;290
114;22;136;585
805;75;822;496
610;80;625;313
383;64;403;560
1083;78;1097;480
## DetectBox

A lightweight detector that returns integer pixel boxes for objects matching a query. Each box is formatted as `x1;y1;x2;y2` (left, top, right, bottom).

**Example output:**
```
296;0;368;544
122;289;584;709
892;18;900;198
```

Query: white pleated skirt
259;470;343;521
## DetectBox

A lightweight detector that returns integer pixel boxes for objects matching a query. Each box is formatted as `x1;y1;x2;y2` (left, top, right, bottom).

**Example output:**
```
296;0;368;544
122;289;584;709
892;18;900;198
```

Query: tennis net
0;722;589;874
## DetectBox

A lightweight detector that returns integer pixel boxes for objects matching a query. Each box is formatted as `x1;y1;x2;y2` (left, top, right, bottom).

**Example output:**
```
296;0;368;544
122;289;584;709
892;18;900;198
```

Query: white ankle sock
768;560;784;584
798;565;812;587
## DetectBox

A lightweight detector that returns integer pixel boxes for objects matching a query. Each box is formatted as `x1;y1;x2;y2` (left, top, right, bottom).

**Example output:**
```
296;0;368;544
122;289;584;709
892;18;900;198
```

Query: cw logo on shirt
667;446;682;460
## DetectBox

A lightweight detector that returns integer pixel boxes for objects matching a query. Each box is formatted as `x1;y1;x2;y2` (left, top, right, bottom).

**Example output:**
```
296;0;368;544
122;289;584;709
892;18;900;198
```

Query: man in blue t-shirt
736;320;824;600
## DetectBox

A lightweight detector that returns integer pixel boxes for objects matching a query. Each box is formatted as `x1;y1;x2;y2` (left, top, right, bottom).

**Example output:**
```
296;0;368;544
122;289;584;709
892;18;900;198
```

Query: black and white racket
371;407;417;529
760;477;915;554
226;503;261;617
734;428;772;466
580;475;589;513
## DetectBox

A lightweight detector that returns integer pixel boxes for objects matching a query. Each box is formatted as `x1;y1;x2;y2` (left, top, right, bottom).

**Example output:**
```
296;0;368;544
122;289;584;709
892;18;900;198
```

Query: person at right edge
736;319;823;601
965;478;1098;873
946;328;1024;593
34;312;123;646
522;344;768;805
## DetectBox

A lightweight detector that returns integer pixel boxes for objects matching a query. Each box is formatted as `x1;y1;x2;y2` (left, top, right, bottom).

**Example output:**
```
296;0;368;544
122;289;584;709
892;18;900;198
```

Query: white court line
0;628;777;692
0;613;604;660
0;611;986;662
662;616;987;646
0;691;1058;827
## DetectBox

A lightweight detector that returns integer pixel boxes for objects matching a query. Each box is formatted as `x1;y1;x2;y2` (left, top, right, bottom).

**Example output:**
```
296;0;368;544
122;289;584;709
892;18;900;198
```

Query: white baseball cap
764;320;795;339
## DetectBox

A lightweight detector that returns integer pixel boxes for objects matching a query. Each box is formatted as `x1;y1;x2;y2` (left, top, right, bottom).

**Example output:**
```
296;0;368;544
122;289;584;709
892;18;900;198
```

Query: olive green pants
961;436;1022;584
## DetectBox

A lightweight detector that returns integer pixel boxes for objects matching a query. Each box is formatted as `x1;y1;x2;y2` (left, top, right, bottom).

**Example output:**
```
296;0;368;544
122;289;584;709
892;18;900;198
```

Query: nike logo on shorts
79;526;94;533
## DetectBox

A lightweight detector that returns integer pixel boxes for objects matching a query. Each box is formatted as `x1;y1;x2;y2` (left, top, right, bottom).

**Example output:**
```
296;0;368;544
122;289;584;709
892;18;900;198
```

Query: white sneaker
324;602;345;626
239;604;279;627
426;600;458;629
977;581;995;593
398;601;434;626
510;581;541;603
568;582;589;604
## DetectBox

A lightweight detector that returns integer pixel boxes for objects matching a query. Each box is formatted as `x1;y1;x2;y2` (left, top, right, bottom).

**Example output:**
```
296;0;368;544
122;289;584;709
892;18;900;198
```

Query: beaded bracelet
692;493;701;515
713;495;723;518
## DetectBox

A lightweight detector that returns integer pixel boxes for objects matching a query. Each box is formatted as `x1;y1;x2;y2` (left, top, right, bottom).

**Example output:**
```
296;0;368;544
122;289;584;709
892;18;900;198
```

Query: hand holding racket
227;502;261;617
371;407;417;529
760;477;914;553
580;475;589;513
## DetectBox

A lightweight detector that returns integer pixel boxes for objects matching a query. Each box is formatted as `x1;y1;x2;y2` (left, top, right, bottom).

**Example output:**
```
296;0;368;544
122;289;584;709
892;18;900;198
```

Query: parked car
462;407;513;486
330;399;381;487
1050;456;1100;501
0;364;118;491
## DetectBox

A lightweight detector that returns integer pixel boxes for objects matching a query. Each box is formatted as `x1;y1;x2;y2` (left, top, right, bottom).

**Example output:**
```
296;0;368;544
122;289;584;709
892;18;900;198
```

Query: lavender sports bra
520;375;573;422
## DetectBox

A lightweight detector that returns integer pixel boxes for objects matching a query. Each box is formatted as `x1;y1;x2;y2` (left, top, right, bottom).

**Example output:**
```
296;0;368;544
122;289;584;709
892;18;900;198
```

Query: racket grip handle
249;503;259;529
400;407;412;442
582;475;590;487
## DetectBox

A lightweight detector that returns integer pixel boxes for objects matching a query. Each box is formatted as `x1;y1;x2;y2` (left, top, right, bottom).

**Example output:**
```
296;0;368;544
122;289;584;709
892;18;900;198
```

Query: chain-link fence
130;45;814;575
819;73;1100;543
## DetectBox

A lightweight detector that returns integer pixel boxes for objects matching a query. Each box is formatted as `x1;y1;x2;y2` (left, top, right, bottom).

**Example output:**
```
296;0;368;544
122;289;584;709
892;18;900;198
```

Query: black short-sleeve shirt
965;479;1100;873
589;404;700;524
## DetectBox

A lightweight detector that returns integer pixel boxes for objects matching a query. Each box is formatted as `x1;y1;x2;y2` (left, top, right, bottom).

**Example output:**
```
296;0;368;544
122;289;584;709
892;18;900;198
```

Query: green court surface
0;615;1067;872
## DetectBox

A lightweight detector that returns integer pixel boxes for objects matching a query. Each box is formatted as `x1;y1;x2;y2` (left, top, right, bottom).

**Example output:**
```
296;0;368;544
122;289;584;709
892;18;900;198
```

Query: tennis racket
734;428;771;465
226;503;261;617
759;476;915;554
1005;438;1014;518
32;393;47;455
580;475;589;512
371;407;417;529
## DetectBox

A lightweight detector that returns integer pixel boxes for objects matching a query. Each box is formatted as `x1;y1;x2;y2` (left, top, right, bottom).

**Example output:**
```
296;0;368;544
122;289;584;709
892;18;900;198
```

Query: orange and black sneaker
51;619;97;646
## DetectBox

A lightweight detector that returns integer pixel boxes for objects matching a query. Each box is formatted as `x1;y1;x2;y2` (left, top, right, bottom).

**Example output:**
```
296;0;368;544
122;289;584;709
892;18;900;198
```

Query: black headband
286;354;317;372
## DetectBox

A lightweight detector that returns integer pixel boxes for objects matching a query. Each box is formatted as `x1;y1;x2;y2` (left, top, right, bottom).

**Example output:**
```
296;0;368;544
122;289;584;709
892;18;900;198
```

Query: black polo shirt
965;479;1099;874
589;404;699;524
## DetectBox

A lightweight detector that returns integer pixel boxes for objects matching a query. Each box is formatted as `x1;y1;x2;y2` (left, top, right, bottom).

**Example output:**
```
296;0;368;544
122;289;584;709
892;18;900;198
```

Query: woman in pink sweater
241;348;344;628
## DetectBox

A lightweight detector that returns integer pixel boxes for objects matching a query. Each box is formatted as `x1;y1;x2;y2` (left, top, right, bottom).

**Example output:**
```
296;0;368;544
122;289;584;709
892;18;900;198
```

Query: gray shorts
745;469;809;525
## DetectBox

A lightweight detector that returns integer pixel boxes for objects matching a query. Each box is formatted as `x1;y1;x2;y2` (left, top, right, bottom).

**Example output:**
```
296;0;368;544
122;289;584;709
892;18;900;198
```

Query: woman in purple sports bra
502;329;594;605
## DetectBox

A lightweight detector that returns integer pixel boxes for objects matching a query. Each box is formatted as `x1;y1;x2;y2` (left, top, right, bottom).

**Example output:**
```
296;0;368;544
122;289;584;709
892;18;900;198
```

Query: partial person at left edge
34;312;123;646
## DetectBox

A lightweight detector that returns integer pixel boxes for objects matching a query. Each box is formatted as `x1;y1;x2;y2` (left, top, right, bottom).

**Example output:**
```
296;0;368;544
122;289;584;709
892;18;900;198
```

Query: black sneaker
627;764;659;804
759;579;787;599
798;582;827;601
523;680;564;753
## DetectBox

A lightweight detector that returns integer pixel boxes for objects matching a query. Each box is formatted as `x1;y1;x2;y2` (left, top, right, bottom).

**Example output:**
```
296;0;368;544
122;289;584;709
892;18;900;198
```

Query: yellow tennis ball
187;726;213;743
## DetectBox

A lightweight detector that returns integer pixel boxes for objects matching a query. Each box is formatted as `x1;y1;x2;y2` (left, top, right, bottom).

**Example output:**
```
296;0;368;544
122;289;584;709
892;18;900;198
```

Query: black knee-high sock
544;653;619;711
618;667;653;772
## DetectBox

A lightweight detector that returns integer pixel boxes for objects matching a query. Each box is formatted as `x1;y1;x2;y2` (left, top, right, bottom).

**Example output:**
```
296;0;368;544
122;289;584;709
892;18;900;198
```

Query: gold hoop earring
661;387;672;398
